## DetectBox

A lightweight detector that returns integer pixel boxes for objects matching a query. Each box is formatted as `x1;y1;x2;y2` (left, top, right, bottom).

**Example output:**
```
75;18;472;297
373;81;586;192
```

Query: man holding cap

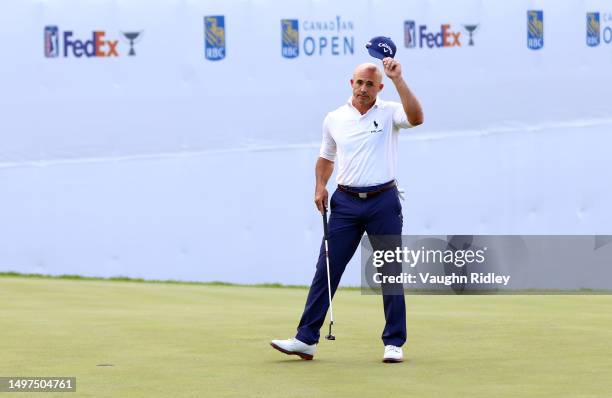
271;37;424;363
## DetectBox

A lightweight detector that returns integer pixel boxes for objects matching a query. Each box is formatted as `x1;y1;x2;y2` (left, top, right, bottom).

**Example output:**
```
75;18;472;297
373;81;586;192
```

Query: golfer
271;54;423;363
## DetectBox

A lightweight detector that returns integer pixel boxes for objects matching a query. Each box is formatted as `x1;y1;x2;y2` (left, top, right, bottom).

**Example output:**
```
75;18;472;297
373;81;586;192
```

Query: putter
322;207;336;340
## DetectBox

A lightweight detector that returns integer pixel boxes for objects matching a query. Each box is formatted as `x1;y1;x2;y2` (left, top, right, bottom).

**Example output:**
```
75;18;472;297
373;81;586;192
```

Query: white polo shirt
319;97;413;187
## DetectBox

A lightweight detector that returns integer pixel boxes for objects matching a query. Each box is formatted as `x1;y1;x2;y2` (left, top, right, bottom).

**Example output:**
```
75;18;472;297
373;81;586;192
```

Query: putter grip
322;209;329;239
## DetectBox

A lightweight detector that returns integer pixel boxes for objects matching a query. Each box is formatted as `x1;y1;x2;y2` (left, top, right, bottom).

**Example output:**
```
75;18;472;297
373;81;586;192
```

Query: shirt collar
347;96;380;112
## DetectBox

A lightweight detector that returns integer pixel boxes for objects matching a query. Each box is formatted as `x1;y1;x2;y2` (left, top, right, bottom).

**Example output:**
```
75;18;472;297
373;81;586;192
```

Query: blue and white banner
0;0;611;285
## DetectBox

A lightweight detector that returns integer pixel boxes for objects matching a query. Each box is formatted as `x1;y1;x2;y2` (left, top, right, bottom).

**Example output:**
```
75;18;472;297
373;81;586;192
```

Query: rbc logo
44;26;59;57
527;10;544;50
281;19;299;58
587;12;600;47
205;16;225;61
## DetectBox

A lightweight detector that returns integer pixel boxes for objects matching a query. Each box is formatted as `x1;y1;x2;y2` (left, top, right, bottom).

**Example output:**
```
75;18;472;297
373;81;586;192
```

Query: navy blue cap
365;36;397;59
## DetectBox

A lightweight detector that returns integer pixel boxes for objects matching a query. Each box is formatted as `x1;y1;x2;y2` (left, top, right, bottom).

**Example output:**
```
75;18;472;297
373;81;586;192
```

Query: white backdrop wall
1;0;611;285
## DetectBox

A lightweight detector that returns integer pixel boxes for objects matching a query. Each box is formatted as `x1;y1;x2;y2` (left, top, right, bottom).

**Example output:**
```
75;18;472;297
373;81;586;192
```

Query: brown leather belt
337;181;396;199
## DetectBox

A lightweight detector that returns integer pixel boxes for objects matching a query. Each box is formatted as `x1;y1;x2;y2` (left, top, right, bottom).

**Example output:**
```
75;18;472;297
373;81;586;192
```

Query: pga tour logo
44;26;59;57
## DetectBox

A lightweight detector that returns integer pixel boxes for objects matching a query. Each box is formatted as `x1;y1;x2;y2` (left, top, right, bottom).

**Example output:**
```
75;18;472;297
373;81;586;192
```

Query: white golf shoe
270;338;316;360
383;345;403;363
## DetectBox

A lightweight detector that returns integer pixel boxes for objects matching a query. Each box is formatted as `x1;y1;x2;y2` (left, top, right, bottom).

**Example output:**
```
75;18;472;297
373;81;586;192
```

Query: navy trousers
295;182;406;347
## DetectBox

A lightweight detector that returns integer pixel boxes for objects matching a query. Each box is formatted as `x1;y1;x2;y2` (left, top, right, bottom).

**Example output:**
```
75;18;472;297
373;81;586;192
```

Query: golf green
1;276;611;397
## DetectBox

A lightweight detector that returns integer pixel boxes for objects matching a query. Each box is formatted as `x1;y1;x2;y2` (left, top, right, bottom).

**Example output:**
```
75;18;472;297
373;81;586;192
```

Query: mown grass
1;275;611;397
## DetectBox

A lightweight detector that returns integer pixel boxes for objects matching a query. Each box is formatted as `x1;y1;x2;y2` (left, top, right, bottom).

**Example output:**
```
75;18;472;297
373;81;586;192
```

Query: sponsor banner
281;15;354;58
43;25;142;58
1;1;612;285
403;20;479;49
587;11;612;47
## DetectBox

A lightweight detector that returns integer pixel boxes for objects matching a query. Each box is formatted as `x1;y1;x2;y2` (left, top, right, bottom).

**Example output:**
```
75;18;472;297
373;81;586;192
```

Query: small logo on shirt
370;120;383;133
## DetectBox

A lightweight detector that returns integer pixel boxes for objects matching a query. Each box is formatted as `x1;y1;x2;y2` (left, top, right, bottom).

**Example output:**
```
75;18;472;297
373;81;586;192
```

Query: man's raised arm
383;57;424;126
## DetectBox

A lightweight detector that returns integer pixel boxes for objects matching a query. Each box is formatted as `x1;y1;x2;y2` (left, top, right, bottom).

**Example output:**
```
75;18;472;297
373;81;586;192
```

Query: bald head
350;63;384;113
352;63;383;85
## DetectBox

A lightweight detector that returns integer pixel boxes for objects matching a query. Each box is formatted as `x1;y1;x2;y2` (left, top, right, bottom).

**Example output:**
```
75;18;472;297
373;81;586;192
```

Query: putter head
325;321;335;340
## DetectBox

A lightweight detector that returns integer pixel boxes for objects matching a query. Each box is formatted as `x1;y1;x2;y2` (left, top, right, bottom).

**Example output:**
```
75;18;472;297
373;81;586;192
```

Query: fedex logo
418;24;461;48
404;20;478;49
44;26;141;58
63;31;118;57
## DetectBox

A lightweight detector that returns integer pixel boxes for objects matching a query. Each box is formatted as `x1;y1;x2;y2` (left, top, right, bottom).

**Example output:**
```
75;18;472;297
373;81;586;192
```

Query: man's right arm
314;157;334;213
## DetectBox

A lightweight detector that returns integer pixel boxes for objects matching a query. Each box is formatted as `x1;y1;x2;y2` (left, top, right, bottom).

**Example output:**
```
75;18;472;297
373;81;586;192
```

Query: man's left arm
383;57;424;126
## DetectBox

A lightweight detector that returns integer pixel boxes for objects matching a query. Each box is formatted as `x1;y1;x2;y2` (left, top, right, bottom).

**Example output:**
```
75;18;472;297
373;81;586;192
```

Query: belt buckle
358;192;368;199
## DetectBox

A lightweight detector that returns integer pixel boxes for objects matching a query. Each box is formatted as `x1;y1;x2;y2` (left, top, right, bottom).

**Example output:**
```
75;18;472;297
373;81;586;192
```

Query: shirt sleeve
391;101;413;130
319;113;337;161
